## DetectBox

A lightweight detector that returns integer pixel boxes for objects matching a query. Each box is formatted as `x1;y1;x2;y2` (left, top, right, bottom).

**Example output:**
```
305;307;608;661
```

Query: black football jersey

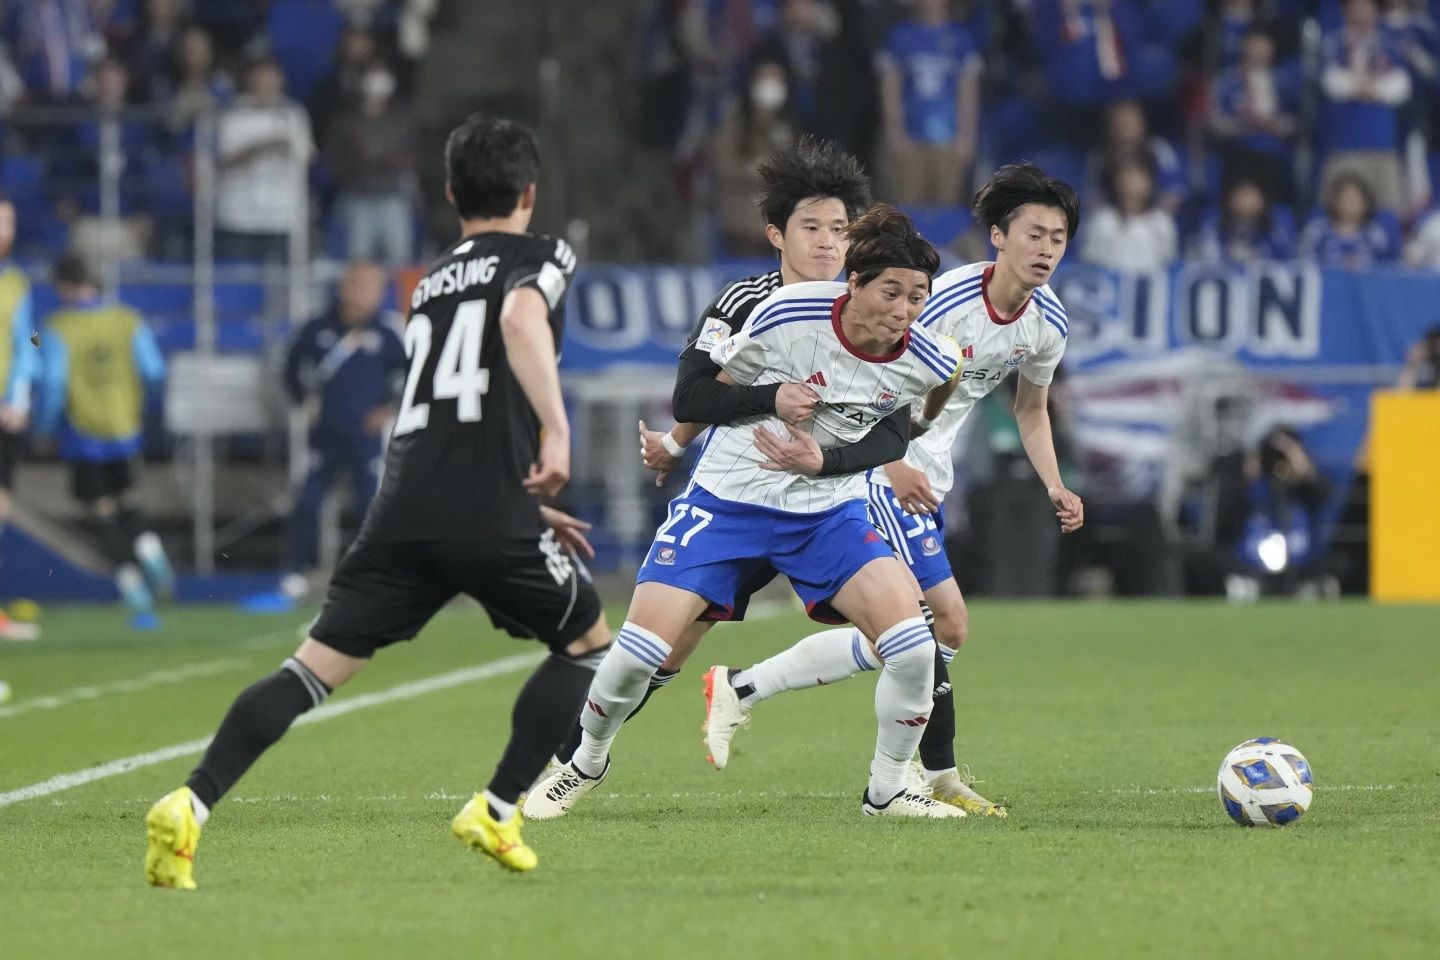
364;230;577;540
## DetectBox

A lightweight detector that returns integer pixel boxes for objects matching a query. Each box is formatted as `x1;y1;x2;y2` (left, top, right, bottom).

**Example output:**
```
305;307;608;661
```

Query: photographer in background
1224;426;1337;601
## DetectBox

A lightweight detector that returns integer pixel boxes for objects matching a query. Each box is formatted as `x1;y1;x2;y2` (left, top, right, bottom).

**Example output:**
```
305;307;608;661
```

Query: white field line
1105;784;1397;795
0;597;789;723
0;659;251;719
0;628;299;721
34;783;1401;808
0;651;543;809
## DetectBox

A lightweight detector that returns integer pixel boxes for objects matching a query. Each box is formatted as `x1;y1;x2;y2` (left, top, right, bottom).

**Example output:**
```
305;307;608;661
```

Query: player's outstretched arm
500;286;570;497
1013;376;1083;533
815;406;910;478
671;352;810;425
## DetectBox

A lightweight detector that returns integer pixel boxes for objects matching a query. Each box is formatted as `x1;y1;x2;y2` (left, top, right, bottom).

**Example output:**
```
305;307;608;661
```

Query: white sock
482;790;516;822
134;530;166;564
573;622;670;778
189;792;210;828
868;617;935;803
116;564;153;612
733;628;877;707
923;765;958;782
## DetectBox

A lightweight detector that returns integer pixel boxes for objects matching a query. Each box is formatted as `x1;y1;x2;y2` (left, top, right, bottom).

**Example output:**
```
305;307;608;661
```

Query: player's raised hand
1048;484;1084;533
539;505;596;559
525;431;571;497
638;419;683;486
775;383;821;424
754;423;823;476
884;460;940;515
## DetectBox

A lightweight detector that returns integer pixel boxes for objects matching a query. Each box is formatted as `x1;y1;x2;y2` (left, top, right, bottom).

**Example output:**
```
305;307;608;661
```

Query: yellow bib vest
48;304;146;441
0;266;30;390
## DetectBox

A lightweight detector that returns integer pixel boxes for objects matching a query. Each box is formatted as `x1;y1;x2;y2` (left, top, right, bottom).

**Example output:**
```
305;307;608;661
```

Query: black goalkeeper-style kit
311;231;602;656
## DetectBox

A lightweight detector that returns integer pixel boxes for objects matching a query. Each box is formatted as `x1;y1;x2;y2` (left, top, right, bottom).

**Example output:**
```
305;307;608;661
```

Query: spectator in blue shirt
1217;0;1268;67
1319;0;1412;213
1299;171;1400;268
259;261;405;607
1191;178;1295;263
11;0;96;102
1032;0;1148;138
1210;24;1298;204
877;0;981;205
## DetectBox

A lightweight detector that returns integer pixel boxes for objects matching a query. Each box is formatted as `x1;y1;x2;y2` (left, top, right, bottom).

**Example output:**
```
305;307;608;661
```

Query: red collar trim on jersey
831;294;909;363
981;265;1031;326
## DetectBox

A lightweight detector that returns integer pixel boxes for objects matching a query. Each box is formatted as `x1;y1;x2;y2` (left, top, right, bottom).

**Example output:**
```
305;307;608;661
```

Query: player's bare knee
294;637;367;689
562;614;612;657
935;608;968;650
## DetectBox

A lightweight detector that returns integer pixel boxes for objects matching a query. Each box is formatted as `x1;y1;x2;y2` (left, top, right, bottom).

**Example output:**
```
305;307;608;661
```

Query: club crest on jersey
654;546;677;566
921;535;942;556
695;317;729;352
1004;344;1031;368
870;388;899;413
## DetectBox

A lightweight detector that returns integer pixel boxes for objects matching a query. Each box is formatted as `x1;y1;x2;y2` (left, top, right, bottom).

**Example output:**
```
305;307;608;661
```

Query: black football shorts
310;528;604;658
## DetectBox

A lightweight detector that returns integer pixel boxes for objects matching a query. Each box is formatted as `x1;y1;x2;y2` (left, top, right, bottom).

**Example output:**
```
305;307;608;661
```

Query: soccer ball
1217;738;1313;827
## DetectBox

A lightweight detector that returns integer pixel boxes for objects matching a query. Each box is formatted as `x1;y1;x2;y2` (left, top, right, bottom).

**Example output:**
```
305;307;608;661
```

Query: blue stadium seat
902;206;974;249
267;1;345;104
0;154;43;197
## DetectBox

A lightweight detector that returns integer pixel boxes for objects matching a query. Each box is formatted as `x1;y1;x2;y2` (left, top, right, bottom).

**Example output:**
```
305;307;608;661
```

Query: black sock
729;667;757;702
553;665;677;765
118;507;145;548
185;658;331;809
487;649;611;806
918;648;956;772
96;514;132;567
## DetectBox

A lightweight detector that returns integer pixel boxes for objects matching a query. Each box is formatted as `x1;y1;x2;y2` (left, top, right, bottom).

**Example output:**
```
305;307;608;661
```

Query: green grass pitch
1;600;1437;959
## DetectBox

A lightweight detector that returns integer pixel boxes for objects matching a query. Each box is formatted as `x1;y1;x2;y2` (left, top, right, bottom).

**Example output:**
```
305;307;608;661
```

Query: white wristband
661;432;687;457
914;412;936;430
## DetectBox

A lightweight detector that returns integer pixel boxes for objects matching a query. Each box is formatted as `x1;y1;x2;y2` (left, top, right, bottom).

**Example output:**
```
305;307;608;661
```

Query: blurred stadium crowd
0;0;1437;612
657;0;1440;269
3;0;1440;270
0;0;434;264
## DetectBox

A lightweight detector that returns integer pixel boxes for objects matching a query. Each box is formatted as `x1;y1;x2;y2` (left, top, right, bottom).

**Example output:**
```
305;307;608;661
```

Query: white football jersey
691;281;961;513
871;262;1069;497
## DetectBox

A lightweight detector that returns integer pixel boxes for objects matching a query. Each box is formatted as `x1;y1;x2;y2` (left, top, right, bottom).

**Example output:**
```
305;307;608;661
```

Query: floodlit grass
1;600;1437;959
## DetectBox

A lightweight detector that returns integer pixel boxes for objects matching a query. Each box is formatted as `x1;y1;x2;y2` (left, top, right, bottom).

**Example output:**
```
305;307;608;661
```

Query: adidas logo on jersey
805;371;828;387
962;344;976;360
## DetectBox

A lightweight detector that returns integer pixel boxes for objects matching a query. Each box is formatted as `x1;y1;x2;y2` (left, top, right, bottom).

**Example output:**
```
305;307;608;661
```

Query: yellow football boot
931;765;1008;819
145;787;201;890
451;794;537;873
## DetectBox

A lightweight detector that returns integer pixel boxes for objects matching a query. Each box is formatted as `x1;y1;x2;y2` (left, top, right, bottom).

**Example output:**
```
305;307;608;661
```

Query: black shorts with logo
310;528;604;658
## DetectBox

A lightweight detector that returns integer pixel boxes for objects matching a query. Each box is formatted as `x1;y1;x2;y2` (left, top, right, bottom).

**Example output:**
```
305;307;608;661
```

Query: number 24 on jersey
393;300;491;436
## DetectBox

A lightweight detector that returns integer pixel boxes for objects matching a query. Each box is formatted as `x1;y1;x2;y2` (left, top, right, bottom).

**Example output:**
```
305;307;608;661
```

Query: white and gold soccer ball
1217;738;1313;827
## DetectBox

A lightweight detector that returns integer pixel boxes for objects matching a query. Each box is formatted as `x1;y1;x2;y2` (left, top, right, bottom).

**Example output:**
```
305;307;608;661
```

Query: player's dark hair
972;162;1081;239
445;113;542;220
756;135;871;232
841;203;939;286
53;252;93;288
